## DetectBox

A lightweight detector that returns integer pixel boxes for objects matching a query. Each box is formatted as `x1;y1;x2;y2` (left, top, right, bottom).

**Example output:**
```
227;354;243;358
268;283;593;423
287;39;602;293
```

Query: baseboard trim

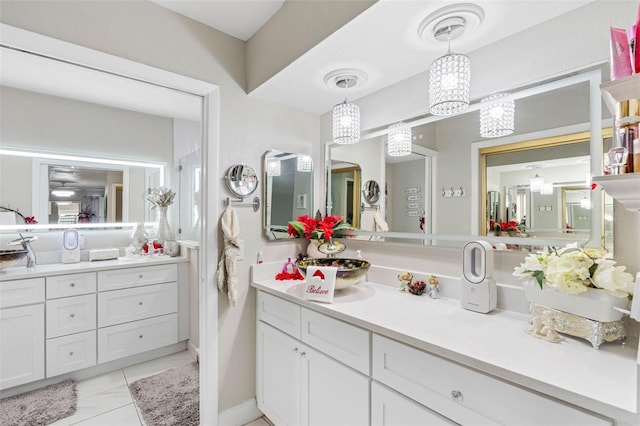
187;341;200;363
218;397;262;426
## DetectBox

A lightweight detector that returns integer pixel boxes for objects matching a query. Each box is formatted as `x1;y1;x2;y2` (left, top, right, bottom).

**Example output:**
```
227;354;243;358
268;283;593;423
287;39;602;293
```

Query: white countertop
0;255;188;280
252;263;639;421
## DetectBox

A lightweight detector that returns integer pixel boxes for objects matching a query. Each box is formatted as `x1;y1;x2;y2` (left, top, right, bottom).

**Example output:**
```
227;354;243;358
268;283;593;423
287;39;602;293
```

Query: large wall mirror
263;150;314;240
0;43;202;234
326;66;612;249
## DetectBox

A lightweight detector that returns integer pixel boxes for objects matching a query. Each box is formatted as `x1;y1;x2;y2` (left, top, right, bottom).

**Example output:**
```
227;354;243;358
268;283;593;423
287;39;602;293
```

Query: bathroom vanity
0;256;190;392
252;262;640;426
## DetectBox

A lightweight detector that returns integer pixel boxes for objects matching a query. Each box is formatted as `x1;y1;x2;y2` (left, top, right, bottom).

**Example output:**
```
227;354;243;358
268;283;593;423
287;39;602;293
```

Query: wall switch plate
237;239;244;260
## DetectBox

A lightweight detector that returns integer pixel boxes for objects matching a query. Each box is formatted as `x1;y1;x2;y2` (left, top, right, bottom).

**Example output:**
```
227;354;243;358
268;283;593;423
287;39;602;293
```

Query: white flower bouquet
513;245;634;298
146;186;176;209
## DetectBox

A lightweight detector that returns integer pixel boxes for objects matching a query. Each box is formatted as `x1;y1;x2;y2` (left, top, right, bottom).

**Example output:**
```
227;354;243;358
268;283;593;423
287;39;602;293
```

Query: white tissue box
89;248;119;261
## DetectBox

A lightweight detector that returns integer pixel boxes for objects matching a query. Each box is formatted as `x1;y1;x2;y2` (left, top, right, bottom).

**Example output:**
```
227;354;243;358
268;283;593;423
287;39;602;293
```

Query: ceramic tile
71;403;141;426
122;350;195;384
243;417;271;426
75;369;128;399
51;383;133;426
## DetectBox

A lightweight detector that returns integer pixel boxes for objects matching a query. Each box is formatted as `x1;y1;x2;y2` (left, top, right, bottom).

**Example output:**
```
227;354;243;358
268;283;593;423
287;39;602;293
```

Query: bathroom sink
0;249;29;270
296;258;370;290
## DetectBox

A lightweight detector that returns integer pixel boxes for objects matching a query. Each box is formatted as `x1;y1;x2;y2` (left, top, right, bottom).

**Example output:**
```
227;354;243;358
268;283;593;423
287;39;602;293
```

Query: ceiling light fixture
480;93;515;138
540;183;554;195
387;122;412;156
428;17;471;116
580;196;591;210
331;74;361;144
529;174;544;192
296;155;313;172
267;159;281;177
52;188;75;197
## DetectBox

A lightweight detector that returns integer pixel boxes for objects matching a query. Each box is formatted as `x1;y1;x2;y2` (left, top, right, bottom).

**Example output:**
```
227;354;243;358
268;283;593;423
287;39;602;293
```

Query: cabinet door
0;304;45;390
301;345;370;426
257;322;301;426
371;381;456;426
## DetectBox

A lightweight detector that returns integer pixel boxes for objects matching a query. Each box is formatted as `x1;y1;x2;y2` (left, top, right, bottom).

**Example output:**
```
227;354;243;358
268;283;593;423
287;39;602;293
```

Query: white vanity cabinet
0;278;45;390
1;260;184;390
256;291;370;426
96;265;178;363
45;272;98;377
372;334;611;426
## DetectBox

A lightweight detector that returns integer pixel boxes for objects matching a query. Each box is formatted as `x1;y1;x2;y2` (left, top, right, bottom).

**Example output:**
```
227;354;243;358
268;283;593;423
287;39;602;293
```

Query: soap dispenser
461;240;496;313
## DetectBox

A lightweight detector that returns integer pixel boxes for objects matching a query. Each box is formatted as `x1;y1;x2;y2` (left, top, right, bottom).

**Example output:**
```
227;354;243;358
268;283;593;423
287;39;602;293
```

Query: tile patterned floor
46;350;270;425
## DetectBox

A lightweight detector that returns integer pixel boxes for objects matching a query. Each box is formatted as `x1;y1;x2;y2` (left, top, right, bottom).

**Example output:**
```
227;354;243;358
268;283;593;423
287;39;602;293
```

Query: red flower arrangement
490;220;522;232
288;212;353;241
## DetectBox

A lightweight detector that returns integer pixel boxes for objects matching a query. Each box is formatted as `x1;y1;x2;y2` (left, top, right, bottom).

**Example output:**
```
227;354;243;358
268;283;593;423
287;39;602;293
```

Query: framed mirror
263;150;314;240
224;164;258;197
0;148;164;229
0;44;202;233
326;66;609;249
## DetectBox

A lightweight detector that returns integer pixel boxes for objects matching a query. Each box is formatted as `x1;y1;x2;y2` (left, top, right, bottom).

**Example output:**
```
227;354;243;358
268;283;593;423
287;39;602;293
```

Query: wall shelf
592;174;640;210
600;74;640;115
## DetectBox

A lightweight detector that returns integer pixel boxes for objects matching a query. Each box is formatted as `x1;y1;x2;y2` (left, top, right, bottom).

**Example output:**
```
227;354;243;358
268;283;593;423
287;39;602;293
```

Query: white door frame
0;24;220;424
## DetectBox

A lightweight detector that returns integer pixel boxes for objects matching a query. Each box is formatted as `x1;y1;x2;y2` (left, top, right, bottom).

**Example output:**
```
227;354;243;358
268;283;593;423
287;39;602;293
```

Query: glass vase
156;206;172;243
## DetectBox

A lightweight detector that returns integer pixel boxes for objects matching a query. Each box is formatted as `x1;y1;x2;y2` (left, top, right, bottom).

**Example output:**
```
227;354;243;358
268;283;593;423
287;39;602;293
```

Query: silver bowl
0;249;29;270
296;258;370;290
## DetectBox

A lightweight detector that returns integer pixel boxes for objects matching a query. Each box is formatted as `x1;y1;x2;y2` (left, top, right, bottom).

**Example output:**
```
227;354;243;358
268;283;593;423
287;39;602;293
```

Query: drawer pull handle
69;351;74;356
451;390;463;402
139;274;143;279
300;351;306;357
139;334;144;339
293;347;298;352
70;313;76;318
138;301;143;306
70;283;76;287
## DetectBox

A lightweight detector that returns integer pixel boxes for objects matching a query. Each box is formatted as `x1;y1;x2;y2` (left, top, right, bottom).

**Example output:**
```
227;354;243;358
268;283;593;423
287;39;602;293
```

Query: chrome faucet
15;234;37;267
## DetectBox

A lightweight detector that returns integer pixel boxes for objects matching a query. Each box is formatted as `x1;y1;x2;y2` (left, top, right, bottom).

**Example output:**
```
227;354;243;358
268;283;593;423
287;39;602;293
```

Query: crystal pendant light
296;155;313;172
266;159;281;177
387;122;412;156
332;75;360;144
428;17;471;116
480;92;515;138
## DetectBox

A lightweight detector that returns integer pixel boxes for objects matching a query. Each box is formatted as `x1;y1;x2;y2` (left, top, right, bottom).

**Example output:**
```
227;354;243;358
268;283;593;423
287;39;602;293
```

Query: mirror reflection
326;67;611;249
362;180;380;204
0;148;164;228
263;150;314;240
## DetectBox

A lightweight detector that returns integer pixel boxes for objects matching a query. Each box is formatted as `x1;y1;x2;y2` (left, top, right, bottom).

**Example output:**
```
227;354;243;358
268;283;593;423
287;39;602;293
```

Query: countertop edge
251;280;640;422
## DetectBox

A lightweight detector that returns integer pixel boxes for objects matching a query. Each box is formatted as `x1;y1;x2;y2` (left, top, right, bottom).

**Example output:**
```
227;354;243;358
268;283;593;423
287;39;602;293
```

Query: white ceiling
0;1;594;120
251;0;593;114
149;0;285;41
150;0;593;114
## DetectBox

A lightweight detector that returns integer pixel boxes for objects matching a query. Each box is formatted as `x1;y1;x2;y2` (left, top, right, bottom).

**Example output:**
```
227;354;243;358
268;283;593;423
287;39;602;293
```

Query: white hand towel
216;205;240;306
373;211;389;232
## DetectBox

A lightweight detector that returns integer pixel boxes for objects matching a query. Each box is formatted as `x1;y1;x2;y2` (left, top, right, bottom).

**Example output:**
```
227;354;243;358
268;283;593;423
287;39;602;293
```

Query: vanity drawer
257;291;301;338
97;264;177;291
98;282;177;327
46;330;96;377
46;294;97;338
47;272;97;299
0;277;45;308
301;308;370;375
97;313;178;363
372;334;611;426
